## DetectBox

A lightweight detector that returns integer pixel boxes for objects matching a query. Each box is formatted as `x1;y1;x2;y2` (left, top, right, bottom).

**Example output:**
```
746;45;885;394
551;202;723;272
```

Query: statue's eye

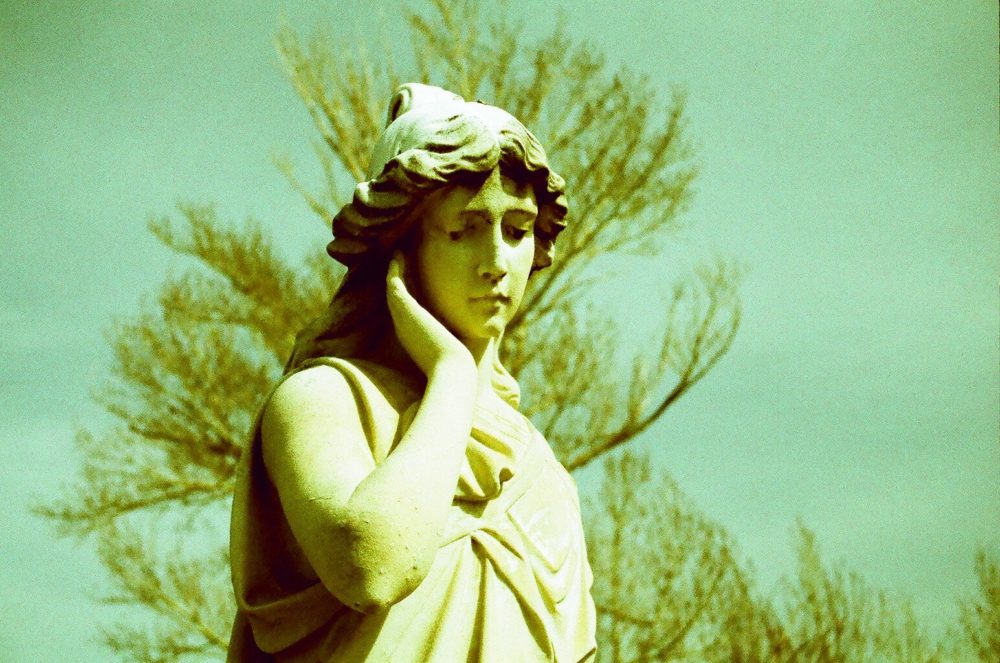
448;229;465;241
504;225;528;241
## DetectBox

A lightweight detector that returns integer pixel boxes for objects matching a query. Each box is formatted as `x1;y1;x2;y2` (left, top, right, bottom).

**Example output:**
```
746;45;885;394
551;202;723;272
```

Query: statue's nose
477;226;507;282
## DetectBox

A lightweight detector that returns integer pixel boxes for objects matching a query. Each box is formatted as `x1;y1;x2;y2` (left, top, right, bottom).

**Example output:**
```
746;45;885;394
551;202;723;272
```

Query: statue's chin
477;316;510;340
452;321;506;349
442;306;510;343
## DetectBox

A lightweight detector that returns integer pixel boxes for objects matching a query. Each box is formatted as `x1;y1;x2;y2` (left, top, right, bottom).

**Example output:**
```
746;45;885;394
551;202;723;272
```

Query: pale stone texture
229;84;597;662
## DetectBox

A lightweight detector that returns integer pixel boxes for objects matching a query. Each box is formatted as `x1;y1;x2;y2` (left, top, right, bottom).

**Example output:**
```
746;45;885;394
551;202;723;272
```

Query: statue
229;83;597;662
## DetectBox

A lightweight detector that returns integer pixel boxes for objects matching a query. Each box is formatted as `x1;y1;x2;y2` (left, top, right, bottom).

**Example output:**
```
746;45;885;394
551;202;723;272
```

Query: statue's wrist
428;356;476;387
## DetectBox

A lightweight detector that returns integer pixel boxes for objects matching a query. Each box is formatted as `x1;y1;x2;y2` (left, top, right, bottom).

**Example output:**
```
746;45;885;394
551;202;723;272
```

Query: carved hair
287;84;568;381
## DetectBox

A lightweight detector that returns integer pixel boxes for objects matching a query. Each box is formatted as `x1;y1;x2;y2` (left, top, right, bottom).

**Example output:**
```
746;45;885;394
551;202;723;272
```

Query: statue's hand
386;252;475;379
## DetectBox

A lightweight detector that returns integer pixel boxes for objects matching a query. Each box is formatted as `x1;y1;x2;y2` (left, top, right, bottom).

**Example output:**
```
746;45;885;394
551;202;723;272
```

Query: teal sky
2;1;997;659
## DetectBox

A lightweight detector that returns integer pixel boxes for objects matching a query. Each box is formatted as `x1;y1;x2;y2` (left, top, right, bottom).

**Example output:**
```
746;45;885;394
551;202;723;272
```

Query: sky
2;1;997;660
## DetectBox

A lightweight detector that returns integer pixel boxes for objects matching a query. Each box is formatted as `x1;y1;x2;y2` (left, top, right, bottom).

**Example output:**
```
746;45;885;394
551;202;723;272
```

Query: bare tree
39;205;336;659
585;451;767;663
586;455;953;663
771;523;949;663
38;2;953;661
958;549;1000;662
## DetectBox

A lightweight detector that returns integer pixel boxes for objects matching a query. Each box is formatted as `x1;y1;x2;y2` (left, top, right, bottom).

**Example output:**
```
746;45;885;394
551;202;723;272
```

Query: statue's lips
470;292;511;304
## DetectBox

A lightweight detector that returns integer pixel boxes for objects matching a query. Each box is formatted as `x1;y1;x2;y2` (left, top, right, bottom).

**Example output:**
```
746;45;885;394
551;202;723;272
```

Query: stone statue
229;83;597;662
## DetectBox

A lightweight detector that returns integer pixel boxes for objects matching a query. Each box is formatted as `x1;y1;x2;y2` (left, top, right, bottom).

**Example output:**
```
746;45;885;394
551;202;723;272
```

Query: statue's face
414;167;537;343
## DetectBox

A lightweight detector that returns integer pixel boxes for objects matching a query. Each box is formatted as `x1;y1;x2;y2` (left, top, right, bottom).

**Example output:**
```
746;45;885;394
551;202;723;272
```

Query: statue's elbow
355;570;423;612
336;555;428;613
316;525;433;613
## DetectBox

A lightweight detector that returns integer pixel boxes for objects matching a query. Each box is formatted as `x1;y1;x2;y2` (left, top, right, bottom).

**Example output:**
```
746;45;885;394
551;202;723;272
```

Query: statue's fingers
386;252;402;283
386;255;410;303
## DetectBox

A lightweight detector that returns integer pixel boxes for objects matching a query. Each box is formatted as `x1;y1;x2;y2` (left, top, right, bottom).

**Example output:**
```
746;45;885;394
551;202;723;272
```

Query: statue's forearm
335;361;476;610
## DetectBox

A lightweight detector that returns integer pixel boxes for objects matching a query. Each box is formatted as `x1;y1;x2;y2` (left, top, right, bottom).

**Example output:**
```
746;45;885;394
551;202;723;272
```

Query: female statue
229;84;597;662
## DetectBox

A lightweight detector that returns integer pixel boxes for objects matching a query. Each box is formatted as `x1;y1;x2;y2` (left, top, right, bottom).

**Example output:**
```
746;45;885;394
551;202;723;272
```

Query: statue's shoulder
276;357;422;463
292;356;421;410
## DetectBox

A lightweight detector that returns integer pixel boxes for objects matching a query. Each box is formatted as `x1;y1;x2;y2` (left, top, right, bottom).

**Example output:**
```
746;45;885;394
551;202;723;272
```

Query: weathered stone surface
229;84;596;662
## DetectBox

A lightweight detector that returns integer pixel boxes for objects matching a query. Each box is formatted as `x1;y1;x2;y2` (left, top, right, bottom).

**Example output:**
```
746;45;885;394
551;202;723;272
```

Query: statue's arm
261;362;476;613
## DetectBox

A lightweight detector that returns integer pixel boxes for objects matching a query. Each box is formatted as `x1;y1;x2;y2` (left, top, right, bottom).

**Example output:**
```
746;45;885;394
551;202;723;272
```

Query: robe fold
229;357;597;662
